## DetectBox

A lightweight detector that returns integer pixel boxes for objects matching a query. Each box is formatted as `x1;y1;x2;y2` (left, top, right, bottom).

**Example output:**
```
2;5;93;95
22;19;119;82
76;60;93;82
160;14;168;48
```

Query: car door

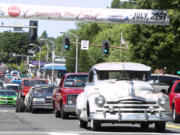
55;76;65;110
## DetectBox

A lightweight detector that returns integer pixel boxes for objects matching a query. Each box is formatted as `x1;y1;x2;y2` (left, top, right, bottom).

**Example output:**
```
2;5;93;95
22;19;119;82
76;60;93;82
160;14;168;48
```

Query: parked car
3;83;19;93
165;80;180;122
76;62;172;132
16;78;48;112
0;90;17;105
12;76;22;84
151;74;180;93
25;84;55;113
53;73;88;119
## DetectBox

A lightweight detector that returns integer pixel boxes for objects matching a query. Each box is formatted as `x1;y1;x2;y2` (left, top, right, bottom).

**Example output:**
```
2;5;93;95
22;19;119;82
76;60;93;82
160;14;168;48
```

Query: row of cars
13;62;180;132
52;62;180;132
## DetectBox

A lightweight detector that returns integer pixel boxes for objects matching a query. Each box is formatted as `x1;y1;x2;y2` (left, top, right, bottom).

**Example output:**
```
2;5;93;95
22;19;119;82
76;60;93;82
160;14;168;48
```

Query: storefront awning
41;65;66;70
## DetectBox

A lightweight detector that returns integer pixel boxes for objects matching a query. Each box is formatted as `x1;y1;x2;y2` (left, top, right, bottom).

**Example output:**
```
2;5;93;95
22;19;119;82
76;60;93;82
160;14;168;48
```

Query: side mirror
148;80;154;85
154;80;160;84
161;89;166;94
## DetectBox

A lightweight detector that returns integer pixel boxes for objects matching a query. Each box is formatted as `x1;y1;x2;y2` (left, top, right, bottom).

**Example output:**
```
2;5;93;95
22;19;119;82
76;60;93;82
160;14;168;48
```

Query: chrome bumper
33;103;53;110
89;110;172;122
64;104;76;112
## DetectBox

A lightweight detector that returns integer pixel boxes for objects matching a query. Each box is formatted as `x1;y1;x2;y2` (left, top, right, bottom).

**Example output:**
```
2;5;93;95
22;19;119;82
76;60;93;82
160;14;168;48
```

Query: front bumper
64;104;76;112
32;103;53;110
89;110;172;122
0;100;16;105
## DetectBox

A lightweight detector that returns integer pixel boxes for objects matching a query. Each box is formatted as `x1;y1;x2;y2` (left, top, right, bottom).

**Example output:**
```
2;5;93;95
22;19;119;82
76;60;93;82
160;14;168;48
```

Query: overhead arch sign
0;3;170;25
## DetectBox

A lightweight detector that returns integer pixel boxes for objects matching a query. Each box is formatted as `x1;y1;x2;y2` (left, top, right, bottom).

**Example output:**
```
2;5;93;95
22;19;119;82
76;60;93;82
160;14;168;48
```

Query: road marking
48;132;79;135
167;124;180;129
0;132;179;135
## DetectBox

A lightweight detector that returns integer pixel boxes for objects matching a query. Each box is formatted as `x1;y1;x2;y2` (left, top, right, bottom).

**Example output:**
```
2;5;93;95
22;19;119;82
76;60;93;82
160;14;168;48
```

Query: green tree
0;31;30;64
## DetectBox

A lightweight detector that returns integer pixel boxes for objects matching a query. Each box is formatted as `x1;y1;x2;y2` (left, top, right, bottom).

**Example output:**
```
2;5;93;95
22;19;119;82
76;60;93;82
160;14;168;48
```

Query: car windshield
97;71;149;81
0;91;16;96
23;80;47;86
34;86;54;94
64;75;88;87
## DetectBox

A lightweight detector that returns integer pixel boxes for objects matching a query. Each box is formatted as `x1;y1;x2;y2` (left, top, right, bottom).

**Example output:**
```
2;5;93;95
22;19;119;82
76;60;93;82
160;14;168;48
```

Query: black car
25;84;56;113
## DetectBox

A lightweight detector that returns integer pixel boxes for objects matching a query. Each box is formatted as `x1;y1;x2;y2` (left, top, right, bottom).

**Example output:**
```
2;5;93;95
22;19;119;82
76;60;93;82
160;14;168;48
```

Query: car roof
64;73;88;76
151;74;180;78
4;83;19;86
22;78;48;81
93;62;151;71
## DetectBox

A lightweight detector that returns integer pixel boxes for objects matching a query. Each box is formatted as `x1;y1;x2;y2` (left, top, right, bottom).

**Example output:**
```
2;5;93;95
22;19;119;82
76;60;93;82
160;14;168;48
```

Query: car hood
95;80;162;102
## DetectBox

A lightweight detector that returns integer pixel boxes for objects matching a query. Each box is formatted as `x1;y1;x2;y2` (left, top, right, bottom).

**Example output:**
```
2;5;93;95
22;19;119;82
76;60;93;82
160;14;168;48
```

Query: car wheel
91;119;101;131
25;106;28;112
55;110;61;118
28;105;32;112
173;106;180;123
140;122;149;129
31;108;36;113
155;121;166;132
15;99;19;112
61;105;68;119
79;119;87;128
19;97;25;112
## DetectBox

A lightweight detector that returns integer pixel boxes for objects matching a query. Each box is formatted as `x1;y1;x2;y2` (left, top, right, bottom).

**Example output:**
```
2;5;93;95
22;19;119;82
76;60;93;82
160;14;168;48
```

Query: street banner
0;3;170;25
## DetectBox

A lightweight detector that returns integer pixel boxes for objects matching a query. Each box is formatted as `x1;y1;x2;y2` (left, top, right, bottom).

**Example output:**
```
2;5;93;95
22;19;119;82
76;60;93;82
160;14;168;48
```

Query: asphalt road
0;105;180;135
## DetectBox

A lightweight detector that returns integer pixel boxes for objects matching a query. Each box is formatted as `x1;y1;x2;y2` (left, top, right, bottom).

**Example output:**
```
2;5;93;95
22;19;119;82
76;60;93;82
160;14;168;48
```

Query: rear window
23;80;47;86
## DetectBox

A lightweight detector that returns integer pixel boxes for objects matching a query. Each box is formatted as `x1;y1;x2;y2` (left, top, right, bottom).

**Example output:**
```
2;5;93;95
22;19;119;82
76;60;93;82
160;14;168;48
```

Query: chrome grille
67;94;78;105
104;98;159;113
45;97;52;103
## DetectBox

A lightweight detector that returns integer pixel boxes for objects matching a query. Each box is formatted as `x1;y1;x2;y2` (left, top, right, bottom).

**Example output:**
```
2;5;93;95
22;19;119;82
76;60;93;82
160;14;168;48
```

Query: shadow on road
85;125;179;133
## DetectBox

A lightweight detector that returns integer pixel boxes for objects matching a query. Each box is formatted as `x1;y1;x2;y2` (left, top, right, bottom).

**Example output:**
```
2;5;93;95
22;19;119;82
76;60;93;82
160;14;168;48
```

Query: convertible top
93;62;151;71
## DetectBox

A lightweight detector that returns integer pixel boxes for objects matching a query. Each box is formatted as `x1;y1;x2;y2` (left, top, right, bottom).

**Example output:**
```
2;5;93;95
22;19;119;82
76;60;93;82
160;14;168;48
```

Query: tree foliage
0;31;30;64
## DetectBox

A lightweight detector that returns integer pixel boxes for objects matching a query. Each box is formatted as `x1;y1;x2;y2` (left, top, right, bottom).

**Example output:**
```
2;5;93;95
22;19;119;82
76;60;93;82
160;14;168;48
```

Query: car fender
76;92;89;121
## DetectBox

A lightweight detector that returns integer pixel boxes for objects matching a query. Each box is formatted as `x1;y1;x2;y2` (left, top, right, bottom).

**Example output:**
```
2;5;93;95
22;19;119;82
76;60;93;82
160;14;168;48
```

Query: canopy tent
41;64;66;71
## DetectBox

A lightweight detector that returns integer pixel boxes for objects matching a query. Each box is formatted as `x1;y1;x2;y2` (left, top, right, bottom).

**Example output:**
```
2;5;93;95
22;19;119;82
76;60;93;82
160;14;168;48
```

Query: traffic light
63;36;71;50
29;20;38;40
102;40;110;55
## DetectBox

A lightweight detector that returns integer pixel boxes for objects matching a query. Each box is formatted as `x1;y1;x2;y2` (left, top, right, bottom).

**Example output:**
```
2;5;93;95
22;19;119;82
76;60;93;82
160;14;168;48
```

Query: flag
121;32;126;44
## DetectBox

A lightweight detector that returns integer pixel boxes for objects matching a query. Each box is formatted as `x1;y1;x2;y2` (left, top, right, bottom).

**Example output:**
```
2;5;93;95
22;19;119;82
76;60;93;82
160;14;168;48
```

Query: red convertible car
53;73;88;119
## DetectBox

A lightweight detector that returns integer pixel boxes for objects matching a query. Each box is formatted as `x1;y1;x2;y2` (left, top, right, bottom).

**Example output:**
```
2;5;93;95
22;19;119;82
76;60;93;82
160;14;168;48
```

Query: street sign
81;40;89;50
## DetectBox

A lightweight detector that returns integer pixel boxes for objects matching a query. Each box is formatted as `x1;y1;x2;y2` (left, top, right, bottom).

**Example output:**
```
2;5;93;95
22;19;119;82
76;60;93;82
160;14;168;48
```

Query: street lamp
69;32;78;73
45;43;49;62
29;43;41;77
40;38;55;84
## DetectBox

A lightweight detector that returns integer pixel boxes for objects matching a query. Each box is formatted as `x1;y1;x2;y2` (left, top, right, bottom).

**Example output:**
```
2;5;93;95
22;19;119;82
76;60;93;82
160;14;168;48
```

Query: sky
0;0;113;38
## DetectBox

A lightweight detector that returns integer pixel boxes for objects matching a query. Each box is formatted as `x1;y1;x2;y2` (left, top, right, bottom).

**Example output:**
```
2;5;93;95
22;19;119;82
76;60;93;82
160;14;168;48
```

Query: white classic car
76;62;172;132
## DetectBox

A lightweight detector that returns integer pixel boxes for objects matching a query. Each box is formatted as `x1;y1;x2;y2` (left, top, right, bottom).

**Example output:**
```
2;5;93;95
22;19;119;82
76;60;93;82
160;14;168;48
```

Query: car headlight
95;95;105;106
158;96;168;105
33;98;45;102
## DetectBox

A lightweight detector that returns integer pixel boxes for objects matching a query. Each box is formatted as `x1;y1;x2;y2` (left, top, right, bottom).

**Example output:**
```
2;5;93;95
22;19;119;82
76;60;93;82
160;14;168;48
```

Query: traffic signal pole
70;32;79;73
